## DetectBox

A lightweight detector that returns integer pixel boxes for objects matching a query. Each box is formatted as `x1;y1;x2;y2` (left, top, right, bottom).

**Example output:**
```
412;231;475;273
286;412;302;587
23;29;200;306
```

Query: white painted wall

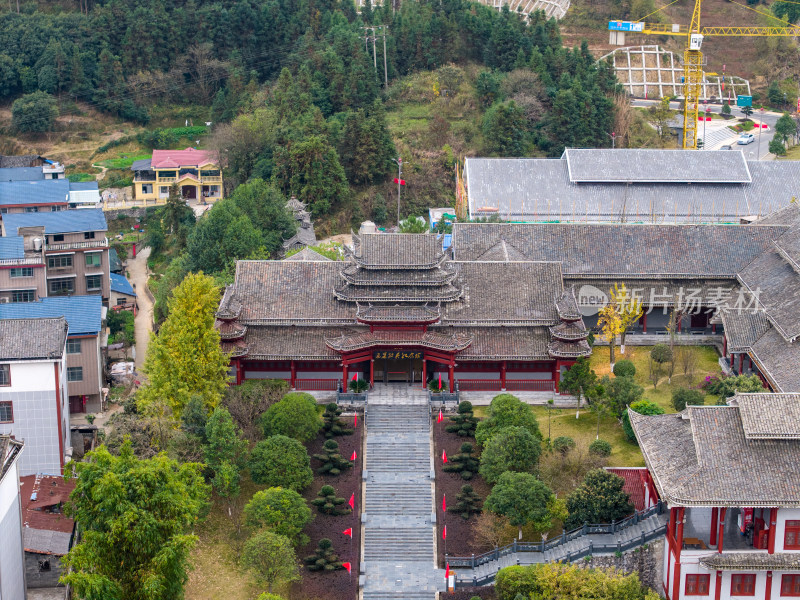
776;508;800;553
4;361;57;393
0;452;26;600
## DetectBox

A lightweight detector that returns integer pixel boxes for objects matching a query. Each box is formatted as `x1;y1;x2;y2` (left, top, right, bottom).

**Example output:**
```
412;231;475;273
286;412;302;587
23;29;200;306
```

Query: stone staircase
361;386;445;600
454;511;667;585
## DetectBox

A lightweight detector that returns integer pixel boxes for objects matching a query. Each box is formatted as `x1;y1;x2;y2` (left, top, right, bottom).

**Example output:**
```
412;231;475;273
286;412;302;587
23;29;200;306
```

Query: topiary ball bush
458;400;473;414
552;436;576;455
589;439;612;457
613;359;636;378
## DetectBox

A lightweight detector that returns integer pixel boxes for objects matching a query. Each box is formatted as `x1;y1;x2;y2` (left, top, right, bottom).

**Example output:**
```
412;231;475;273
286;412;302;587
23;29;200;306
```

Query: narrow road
127;246;153;373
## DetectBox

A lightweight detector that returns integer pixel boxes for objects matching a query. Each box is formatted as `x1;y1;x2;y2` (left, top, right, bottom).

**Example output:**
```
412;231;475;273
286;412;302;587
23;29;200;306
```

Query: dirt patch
433;418;491;567
292;419;363;600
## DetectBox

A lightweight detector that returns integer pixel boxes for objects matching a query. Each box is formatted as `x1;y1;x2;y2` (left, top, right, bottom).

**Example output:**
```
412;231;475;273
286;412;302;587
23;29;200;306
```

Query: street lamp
606;132;616;148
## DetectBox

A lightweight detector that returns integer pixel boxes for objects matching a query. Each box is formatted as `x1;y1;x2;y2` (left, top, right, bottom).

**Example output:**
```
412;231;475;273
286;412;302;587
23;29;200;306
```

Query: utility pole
361;25;389;87
393;157;403;226
383;27;388;88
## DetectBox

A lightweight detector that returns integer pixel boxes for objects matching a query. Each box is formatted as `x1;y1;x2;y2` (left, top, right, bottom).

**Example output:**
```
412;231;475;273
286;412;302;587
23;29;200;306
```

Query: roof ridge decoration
730;392;800;439
355;303;442;324
324;329;472;353
555;286;582;321
216;285;242;320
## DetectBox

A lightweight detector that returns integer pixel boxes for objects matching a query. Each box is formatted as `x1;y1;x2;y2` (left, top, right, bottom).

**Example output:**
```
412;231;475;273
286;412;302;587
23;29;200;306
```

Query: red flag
343;528;353;538
438;372;442;390
349;493;355;510
446;563;450;579
442;449;448;464
437;409;443;423
393;178;406;185
354;412;358;428
352;372;357;381
443;525;447;540
342;562;352;574
442;494;446;512
351;450;357;461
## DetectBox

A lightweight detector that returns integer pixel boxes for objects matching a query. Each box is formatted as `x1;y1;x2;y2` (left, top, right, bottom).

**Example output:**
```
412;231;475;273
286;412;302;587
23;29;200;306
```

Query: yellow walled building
130;148;223;203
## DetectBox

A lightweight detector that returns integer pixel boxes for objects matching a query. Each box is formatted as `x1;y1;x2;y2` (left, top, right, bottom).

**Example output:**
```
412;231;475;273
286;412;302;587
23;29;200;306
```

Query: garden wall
579;537;664;594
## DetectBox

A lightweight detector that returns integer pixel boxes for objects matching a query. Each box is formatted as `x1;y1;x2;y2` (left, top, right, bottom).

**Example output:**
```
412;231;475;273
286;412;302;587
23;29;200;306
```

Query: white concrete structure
0;318;69;477
0;435;26;600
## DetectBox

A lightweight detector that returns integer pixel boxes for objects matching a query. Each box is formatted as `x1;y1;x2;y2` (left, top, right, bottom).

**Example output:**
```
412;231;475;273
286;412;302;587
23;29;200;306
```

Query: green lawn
95;153;151;169
589;345;722;412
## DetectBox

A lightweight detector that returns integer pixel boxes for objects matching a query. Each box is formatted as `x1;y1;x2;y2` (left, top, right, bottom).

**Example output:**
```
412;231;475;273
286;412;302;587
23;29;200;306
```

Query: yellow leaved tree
597;283;643;366
138;272;231;418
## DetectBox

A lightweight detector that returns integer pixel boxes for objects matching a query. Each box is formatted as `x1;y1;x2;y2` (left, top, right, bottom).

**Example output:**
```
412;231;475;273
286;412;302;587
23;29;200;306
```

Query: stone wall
579;537;664;595
25;552;65;588
104;206;150;220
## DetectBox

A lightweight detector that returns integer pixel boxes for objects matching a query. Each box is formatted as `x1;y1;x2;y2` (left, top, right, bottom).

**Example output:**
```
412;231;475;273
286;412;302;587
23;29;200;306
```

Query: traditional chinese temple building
630;393;800;600
216;233;590;393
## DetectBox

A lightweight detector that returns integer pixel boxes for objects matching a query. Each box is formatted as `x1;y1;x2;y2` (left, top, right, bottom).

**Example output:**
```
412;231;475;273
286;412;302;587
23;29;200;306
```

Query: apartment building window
0;401;12;423
49;278;75;296
141;184;153;194
86;275;102;291
51;234;64;243
685;574;710;596
84;231;96;240
67;366;83;382
0;208;7;214
782;574;800;596
0;364;9;386
48;255;73;269
10;267;33;278
11;290;34;302
85;252;102;267
66;339;82;354
785;520;800;549
24;206;39;213
731;574;756;596
160;186;170;196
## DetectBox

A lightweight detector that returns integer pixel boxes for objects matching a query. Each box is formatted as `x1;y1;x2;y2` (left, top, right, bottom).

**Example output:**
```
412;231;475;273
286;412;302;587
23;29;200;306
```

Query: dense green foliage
552;435;576;455
249;435;314;491
107;308;135;345
612;359;636;378
321;403;354;438
671;387;705;412
478;425;541;484
243;487;313;545
11;90;58;132
707;373;765;401
602;373;645;418
475;394;542;447
261;392;321;442
485;471;554;537
495;563;658;600
241;530;300;592
588;438;612;457
61;442;210;599
565;469;633;529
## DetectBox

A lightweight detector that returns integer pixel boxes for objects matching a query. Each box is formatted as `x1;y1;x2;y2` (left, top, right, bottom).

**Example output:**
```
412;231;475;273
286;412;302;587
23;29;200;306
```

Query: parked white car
738;133;755;145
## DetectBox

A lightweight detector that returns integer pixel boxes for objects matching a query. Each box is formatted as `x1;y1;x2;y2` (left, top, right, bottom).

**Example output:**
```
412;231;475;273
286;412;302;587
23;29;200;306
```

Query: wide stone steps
362;592;434;600
364;529;434;560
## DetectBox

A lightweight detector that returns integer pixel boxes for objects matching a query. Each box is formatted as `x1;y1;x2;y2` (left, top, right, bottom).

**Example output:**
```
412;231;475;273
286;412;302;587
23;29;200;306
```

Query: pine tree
312;485;352;516
312;439;354;476
445;401;478;437
449;484;482;520
138;273;230;417
304;538;343;571
442;443;480;480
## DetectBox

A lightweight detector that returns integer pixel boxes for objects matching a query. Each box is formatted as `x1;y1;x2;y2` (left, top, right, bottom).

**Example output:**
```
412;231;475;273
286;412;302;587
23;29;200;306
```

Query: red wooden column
370;359;375;389
342;364;349;391
738;354;744;375
717;507;727;553
500;361;507;390
642;312;647;333
715;571;723;600
677;314;682;333
766;571;773;600
722;335;727;356
710;507;718;546
448;362;455;393
672;507;686;600
290;360;297;389
768;507;777;553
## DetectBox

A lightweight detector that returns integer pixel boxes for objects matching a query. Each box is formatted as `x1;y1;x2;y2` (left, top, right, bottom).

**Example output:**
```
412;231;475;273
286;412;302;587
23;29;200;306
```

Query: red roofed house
131;147;223;203
20;473;76;589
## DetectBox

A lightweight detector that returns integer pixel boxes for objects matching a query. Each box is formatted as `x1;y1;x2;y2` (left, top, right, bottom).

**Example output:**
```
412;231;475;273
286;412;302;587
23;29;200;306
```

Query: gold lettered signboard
373;350;423;360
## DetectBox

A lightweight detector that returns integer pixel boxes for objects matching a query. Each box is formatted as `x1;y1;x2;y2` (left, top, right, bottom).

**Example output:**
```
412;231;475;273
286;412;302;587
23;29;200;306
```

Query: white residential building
0;435;26;600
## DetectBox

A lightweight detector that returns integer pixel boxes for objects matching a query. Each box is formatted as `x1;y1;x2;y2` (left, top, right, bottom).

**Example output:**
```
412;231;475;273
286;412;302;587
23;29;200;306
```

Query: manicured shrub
261;392;321;442
552;436;576;456
312;485;351;516
249;435;313;491
243;487;313;546
443;442;480;480
449;484;482;520
613;359;636;378
671;387;704;412
312;439;353;476
475;394;541;446
304;538;343;572
446;400;478;437
588;439;612;457
565;469;633;529
321;403;353;438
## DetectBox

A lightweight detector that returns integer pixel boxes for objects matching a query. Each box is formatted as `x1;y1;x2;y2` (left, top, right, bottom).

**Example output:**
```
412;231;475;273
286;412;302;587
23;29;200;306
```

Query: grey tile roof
0;155;40;168
630;407;800;506
719;309;770;352
564;149;752;183
283;247;333;262
730;393;800;439
569;278;736;308
325;329;472;353
23;528;72;556
442;262;561;325
0;317;67;360
699;553;800;571
750;328;800;393
340;262;458;285
448;326;550;361
737;243;800;341
452;223;784;278
756;202;800;227
355;305;441;323
245;326;355;360
463;156;800;222
353;233;444;269
548;337;592;358
555;287;581;320
773;227;800;275
129;158;152;171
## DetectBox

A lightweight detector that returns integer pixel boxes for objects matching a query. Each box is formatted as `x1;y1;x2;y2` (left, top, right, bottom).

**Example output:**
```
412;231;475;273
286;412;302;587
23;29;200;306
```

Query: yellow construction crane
609;0;800;149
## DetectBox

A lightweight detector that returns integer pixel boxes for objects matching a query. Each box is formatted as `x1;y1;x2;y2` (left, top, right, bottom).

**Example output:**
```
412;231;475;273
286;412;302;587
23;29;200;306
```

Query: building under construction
459;149;800;224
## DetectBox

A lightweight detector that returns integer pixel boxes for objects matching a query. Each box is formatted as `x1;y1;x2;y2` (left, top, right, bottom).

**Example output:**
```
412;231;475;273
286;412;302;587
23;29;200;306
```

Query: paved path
127;246;153;372
362;385;445;599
